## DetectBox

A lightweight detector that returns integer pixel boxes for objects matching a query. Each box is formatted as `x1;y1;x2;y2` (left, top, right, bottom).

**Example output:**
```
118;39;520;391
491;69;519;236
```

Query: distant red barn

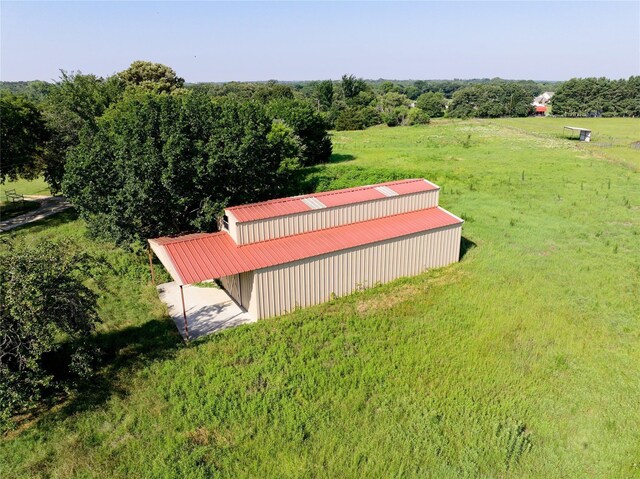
534;105;547;116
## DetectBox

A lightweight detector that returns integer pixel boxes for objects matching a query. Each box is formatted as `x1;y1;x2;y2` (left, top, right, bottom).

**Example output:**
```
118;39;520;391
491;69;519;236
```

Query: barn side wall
219;271;257;316
224;210;240;244
252;223;461;319
232;189;439;245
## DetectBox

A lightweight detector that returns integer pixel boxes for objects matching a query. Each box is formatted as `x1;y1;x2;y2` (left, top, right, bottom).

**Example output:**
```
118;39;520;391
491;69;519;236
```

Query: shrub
0;239;100;427
334;106;381;131
406;107;431;125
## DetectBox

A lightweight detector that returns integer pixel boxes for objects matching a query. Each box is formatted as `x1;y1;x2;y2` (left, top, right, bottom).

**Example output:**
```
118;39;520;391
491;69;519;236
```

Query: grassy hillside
1;118;639;478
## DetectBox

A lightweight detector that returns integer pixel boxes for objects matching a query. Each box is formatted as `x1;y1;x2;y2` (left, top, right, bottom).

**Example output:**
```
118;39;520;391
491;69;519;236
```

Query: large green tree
42;71;124;192
0;239;99;426
0;93;49;183
63;91;302;243
341;74;368;101
416;91;446;118
311;80;334;111
448;83;533;118
118;61;185;94
267;98;332;166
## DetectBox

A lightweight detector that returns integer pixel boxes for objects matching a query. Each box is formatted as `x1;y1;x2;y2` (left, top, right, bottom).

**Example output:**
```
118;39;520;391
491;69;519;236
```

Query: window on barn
223;215;229;230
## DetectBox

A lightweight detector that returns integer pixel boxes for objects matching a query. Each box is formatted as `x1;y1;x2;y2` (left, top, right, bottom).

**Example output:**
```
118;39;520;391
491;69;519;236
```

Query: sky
1;1;639;82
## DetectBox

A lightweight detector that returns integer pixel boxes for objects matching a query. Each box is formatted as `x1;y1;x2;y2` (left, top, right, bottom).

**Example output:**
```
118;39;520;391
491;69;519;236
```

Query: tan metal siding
220;271;255;313
225;210;239;244
253;223;461;319
149;242;183;284
234;190;439;244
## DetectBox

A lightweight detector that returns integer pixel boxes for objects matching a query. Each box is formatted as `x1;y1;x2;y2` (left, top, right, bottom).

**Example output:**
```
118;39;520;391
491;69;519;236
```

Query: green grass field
0;177;51;197
1;118;639;478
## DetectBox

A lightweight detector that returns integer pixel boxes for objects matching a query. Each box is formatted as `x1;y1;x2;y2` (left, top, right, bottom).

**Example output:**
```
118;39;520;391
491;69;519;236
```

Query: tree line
550;77;640;117
1;61;333;242
191;76;558;128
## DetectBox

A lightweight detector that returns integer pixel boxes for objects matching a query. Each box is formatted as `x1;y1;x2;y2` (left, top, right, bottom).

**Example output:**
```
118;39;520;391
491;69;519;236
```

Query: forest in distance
2;61;639;246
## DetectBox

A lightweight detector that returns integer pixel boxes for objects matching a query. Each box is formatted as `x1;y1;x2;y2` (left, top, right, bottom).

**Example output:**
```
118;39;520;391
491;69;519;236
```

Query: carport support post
180;285;190;341
147;246;156;285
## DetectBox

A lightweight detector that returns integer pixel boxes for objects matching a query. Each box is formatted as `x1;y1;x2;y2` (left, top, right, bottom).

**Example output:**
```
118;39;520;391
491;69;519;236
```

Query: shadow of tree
460;236;477;260
39;316;182;421
329;153;356;164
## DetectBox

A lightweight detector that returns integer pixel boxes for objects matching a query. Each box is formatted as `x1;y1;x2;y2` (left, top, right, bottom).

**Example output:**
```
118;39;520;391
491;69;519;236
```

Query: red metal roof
151;206;462;284
226;178;439;222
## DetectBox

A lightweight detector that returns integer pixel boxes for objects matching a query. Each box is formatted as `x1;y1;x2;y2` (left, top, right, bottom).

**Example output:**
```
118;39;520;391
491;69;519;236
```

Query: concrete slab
157;281;255;340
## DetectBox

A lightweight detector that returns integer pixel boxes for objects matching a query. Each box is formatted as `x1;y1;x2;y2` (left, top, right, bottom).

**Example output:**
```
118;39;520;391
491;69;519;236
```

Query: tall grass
1;118;639;478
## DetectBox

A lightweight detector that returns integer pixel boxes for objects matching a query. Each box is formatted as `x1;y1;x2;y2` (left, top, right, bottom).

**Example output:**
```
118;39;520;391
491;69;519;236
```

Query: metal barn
149;179;464;324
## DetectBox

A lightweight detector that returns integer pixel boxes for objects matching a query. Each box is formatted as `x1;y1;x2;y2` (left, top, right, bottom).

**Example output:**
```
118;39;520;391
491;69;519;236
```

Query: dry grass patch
356;269;467;315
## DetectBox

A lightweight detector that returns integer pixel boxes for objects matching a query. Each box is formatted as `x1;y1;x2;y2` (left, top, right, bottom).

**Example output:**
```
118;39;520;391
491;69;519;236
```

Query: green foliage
380;91;409;111
551;77;640;117
266;98;332;166
379;92;411;126
0;239;99;427
0;93;49;183
63;92;302;244
448;83;533;118
195;81;295;104
252;81;294;103
334;106;381;131
267;119;303;167
416;91;446;118
41;71;124;193
410;78;554;99
405;107;431;126
118;60;185;94
1;119;640;477
341;74;368;101
311;80;334;110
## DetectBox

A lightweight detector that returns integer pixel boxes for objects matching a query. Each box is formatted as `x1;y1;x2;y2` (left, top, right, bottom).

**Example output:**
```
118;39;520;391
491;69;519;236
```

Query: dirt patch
186;427;234;447
356;270;466;315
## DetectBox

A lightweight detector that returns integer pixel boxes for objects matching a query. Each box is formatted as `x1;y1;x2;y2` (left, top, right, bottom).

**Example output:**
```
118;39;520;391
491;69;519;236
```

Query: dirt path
0;195;72;233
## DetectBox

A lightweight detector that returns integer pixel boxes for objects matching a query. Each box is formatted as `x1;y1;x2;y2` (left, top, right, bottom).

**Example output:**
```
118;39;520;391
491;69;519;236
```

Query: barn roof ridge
226;178;439;222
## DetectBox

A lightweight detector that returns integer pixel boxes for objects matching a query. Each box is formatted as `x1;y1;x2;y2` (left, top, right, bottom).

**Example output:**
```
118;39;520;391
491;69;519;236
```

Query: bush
334;106;381;131
406;107;431;125
0;239;100;427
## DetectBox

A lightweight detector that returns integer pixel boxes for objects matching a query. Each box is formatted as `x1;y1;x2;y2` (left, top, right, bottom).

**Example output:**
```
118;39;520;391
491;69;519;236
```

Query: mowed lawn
0;177;51;197
1;119;639;478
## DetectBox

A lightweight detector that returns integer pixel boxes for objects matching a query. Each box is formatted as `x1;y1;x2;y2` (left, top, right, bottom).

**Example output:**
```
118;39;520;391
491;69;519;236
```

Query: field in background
1;118;639;478
0;178;50;221
0;177;50;197
492;117;640;169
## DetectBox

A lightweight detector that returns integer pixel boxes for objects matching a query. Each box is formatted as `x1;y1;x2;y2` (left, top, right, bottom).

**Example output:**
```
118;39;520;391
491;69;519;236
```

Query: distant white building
532;91;554;107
